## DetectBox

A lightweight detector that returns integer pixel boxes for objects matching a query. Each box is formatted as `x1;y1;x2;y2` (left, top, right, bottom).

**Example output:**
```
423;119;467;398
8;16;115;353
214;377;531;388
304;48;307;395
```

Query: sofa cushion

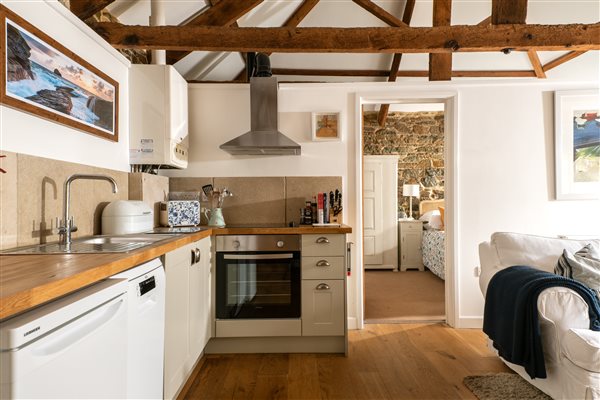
555;244;600;299
490;232;598;273
562;328;600;372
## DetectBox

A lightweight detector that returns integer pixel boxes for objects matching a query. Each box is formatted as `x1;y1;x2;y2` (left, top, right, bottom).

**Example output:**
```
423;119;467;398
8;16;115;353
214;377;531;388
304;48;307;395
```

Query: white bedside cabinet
398;220;424;271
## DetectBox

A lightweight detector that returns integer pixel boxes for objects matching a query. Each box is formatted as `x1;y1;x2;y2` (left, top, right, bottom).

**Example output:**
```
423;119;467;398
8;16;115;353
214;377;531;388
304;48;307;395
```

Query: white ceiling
107;0;600;82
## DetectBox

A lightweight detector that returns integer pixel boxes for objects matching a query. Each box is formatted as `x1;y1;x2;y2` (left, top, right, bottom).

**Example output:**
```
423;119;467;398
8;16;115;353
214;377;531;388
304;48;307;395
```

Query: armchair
479;232;600;400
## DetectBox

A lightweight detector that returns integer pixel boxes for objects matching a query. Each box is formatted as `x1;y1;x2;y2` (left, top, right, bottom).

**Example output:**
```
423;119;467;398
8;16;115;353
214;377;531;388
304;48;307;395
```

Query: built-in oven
215;235;301;319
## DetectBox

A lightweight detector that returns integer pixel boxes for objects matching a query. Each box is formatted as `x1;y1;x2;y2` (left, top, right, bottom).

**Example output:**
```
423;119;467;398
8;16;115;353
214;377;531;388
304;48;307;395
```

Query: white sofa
479;232;600;400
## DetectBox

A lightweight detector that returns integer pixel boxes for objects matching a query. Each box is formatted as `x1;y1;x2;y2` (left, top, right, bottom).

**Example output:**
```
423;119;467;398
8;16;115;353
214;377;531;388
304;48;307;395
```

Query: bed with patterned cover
422;229;445;280
419;199;446;280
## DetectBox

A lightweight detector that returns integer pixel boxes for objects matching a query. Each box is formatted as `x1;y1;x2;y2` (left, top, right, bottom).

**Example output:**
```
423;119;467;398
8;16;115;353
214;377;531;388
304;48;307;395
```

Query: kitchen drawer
302;234;345;256
302;256;345;280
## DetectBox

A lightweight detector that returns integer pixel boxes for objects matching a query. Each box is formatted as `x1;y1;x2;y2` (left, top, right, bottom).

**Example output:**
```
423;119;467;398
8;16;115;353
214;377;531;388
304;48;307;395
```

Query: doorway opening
362;102;447;324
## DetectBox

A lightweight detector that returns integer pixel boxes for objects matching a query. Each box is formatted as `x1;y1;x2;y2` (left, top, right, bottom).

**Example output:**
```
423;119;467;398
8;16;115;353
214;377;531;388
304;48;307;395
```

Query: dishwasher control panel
138;276;156;297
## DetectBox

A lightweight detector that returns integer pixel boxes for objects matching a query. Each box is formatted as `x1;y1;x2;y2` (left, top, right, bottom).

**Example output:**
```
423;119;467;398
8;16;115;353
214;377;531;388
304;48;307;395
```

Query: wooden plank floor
181;323;511;399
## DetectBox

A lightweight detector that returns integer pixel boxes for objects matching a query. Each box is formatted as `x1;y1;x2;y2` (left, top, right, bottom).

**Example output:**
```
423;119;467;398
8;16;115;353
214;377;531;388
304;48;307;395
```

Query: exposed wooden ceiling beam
269;68;537;78
90;23;600;53
283;0;319;27
166;0;263;65
527;49;546;78
233;0;319;82
543;51;587;72
188;69;540;83
352;0;407;27
70;0;115;20
378;0;416;126
492;0;528;24
377;53;402;125
429;0;452;81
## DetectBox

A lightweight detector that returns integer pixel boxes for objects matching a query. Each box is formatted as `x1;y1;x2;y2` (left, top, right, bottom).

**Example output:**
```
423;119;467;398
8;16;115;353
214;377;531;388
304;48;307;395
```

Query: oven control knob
276;240;285;248
232;240;241;249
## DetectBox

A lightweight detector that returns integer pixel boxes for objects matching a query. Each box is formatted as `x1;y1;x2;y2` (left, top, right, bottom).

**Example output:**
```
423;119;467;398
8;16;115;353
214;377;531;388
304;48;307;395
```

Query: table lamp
402;184;420;220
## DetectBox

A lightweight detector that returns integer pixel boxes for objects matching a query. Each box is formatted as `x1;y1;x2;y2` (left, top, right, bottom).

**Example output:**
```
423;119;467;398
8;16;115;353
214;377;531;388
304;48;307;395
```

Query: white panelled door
363;159;384;265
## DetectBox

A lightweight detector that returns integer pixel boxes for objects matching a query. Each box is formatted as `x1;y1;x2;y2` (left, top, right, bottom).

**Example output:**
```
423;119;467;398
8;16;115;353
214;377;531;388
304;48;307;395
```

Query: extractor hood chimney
220;54;301;156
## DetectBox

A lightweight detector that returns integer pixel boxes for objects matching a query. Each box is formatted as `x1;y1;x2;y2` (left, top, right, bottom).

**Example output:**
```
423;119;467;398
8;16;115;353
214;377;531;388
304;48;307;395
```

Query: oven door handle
223;254;295;260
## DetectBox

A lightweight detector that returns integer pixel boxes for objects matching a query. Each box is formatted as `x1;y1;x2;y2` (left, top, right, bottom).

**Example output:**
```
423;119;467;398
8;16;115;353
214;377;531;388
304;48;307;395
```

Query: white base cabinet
301;279;344;336
301;234;346;337
399;221;424;271
163;236;211;400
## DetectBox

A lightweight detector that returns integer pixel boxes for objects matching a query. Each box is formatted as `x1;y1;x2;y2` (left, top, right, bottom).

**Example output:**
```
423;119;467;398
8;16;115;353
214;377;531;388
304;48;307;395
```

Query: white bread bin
102;200;153;234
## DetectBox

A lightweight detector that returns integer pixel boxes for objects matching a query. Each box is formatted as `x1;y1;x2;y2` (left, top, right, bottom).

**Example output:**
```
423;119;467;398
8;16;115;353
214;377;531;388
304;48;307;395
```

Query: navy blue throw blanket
483;265;600;379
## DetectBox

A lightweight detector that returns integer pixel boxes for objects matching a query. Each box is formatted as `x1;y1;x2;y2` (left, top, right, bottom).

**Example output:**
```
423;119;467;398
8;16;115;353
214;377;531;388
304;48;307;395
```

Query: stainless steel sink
1;234;176;255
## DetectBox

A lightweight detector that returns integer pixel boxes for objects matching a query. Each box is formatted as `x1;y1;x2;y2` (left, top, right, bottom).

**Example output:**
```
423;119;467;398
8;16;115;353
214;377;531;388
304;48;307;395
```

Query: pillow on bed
419;210;443;230
438;206;445;230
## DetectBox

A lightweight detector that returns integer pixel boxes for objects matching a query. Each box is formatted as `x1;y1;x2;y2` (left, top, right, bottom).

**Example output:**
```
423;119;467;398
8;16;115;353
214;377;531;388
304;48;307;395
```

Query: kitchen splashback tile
213;177;285;225
16;154;128;247
285;176;343;225
129;173;169;227
0;151;18;250
169;177;213;193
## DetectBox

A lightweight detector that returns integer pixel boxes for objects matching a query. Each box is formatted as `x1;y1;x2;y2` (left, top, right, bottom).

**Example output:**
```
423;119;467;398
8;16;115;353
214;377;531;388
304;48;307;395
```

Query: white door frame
354;91;459;329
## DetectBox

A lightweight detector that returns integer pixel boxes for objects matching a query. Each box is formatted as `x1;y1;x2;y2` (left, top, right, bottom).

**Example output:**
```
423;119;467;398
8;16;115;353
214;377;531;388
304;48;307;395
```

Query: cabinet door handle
191;248;200;265
316;283;330;291
316;260;330;267
316;237;329;244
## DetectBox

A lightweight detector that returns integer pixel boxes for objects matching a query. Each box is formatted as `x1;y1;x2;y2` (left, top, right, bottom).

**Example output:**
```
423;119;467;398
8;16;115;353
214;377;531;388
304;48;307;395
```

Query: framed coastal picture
0;6;118;141
555;90;600;200
312;112;341;141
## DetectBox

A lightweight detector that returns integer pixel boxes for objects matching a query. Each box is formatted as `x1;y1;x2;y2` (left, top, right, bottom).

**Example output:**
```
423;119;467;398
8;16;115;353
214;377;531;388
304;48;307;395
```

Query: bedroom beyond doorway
362;103;446;323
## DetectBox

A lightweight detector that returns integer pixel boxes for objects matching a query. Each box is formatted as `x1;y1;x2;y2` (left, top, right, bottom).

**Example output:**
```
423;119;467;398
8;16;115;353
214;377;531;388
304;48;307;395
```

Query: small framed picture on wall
312;112;341;141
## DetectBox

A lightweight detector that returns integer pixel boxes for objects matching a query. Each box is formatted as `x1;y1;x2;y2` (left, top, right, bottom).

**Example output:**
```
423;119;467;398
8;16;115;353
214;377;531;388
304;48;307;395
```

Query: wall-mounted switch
474;266;481;277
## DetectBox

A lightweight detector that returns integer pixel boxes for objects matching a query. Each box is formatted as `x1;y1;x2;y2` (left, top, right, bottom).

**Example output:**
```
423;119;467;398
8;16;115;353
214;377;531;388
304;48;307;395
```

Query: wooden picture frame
554;90;600;200
0;5;119;141
312;112;341;141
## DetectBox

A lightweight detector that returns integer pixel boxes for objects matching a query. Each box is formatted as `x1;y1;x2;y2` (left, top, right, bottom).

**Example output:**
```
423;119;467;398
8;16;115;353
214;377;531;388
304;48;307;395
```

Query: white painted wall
0;1;131;172
170;52;600;326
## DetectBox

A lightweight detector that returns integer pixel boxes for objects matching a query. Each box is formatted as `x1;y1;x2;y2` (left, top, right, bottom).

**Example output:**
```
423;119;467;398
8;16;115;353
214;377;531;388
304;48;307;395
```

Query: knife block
329;209;342;224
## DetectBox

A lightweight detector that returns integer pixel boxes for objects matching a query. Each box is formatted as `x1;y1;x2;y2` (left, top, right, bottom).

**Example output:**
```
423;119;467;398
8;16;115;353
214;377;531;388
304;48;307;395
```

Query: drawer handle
316;283;330;291
316;237;330;244
316;260;330;267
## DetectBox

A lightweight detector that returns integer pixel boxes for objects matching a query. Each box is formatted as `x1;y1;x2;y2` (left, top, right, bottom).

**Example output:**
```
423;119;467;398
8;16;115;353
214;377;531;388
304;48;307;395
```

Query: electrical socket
474;266;481;277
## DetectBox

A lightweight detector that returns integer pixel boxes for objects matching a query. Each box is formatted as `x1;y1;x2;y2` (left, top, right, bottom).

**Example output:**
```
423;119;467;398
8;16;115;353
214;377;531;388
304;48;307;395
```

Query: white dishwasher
0;278;128;399
111;258;166;400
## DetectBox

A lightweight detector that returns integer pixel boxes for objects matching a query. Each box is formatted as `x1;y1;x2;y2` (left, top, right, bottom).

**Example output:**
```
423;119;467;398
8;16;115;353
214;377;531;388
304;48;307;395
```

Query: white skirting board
456;316;483;329
347;317;358;330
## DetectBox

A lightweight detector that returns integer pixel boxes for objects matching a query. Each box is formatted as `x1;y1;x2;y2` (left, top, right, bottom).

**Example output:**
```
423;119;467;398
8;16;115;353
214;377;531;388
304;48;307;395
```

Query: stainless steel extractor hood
220;76;301;156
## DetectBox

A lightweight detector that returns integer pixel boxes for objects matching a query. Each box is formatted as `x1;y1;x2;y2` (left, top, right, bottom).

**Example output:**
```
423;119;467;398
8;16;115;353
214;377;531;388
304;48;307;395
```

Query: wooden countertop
213;225;352;235
0;225;351;321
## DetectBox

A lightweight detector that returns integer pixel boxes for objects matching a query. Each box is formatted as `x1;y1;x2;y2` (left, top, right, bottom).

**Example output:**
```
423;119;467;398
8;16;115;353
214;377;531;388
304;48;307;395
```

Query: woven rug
463;373;552;400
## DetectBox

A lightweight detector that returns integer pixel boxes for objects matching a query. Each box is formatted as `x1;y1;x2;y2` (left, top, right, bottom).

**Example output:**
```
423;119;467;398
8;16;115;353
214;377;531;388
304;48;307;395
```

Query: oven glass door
216;252;300;319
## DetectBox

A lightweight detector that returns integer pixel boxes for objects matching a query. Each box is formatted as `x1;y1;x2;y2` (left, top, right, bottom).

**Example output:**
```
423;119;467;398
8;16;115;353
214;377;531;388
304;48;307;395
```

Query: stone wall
363;111;444;216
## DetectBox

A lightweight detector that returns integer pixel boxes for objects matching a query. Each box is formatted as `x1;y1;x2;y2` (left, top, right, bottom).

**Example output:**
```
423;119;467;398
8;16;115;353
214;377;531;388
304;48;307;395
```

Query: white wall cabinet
163;236;211;400
399;221;424;271
363;156;399;270
301;234;346;336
